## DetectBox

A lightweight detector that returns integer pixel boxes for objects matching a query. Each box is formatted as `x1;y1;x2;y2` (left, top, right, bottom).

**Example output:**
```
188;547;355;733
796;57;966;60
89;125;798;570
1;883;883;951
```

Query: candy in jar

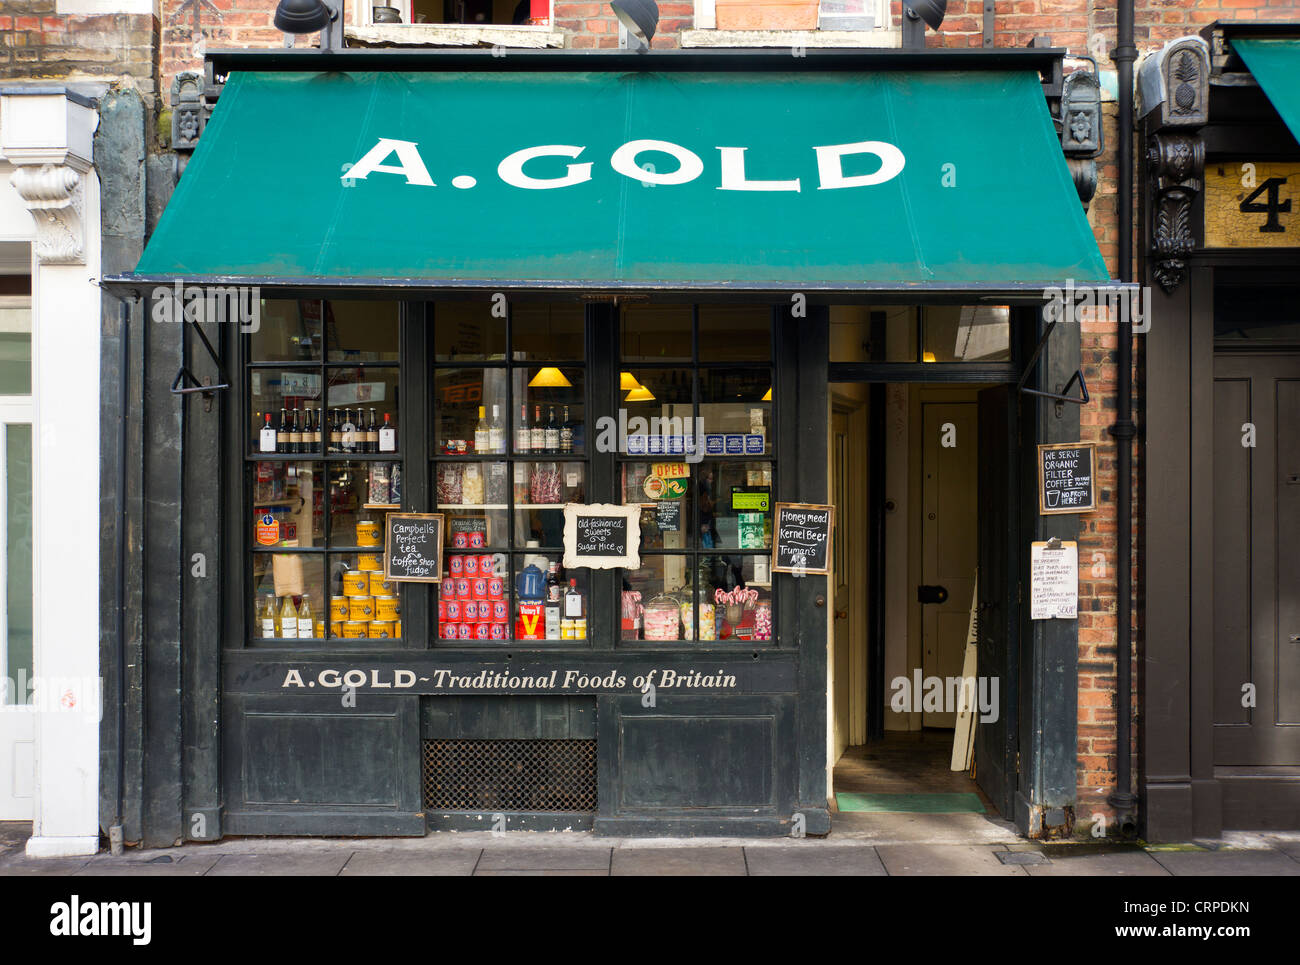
436;464;462;504
642;594;680;641
529;462;562;504
461;464;485;505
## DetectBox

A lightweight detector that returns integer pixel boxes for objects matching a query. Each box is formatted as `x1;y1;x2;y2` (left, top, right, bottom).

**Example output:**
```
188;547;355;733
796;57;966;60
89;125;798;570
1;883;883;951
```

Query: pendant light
625;385;655;402
620;372;641;391
528;367;572;388
762;387;772;401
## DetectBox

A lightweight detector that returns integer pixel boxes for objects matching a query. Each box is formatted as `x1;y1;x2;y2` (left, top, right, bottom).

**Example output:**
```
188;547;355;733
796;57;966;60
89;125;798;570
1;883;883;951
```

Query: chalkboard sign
1038;443;1096;515
384;513;444;583
562;503;641;570
656;500;681;532
772;502;834;575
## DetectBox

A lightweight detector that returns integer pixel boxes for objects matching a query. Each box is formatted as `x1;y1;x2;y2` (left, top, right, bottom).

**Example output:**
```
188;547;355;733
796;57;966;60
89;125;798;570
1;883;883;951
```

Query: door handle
834;609;848;620
917;584;949;605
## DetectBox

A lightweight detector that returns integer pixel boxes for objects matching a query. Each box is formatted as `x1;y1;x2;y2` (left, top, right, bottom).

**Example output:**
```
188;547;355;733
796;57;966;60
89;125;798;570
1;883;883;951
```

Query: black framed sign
772;502;834;575
562;503;641;570
384;513;444;583
1037;443;1096;515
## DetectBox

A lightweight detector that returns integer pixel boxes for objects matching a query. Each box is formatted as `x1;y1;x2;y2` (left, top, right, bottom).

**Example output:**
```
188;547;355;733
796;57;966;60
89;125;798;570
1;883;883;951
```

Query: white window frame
686;0;899;47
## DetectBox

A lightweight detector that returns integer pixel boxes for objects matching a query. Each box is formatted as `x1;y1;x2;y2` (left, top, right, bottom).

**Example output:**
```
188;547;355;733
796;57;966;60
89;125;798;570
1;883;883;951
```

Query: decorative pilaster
1147;133;1204;293
1060;68;1102;209
9;160;88;266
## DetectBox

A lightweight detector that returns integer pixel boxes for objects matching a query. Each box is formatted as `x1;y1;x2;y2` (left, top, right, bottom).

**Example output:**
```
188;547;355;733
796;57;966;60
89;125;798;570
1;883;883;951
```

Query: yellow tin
368;572;394;597
329;597;350;620
395;619;402;638
368;620;394;639
342;570;369;596
355;519;382;546
330;620;342;638
340;621;368;638
357;552;383;572
348;596;374;620
374;595;401;621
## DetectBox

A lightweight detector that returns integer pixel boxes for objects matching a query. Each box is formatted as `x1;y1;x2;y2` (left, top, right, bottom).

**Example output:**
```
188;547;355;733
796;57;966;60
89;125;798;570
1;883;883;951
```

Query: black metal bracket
170;313;230;405
1017;319;1089;412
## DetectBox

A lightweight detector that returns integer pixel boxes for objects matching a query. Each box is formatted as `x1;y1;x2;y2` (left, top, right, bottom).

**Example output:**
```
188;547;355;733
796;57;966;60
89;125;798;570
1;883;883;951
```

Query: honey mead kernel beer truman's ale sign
342;137;906;193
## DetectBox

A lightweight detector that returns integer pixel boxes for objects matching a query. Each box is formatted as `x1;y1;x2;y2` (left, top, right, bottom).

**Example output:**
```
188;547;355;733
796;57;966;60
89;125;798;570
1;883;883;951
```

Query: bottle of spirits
260;595;278;638
545;406;560;454
563;578;585;619
516;403;531;453
289;408;302;454
279;595;298;639
530;404;545;452
297;594;314;639
489;404;504;454
379;412;396;453
276;407;289;453
474;405;489;454
365;407;379;454
329;409;343;453
545;561;562;604
560;405;574;455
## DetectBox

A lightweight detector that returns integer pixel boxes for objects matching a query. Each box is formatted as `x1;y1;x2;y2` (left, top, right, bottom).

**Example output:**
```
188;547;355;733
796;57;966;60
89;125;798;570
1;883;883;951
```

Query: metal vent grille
422;739;597;812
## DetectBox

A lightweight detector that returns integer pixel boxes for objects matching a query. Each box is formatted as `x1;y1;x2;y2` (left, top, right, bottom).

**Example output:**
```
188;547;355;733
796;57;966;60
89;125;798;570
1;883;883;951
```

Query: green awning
131;69;1108;291
1235;38;1300;143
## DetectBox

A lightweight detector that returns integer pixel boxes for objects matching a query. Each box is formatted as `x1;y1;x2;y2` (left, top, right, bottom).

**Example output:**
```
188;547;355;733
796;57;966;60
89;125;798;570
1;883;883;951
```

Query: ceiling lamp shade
274;0;332;32
528;367;572;388
625;385;655;402
922;351;938;363
620;371;641;390
906;0;946;30
762;387;772;401
610;0;659;46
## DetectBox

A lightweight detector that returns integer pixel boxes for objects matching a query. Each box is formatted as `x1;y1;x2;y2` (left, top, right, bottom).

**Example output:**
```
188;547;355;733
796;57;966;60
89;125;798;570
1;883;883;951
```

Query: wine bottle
311;407;322;452
474;405;489;454
560;405;574;455
530;404;545;452
489;404;504;454
379;412;396;453
545;406;559;454
277;407;289;454
259;412;276;453
329;409;343;453
516;403;531;453
342;408;356;453
289;407;302;454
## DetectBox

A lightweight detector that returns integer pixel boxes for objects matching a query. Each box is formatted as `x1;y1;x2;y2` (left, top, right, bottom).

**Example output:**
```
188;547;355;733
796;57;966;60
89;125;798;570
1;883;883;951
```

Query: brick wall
0;1;158;103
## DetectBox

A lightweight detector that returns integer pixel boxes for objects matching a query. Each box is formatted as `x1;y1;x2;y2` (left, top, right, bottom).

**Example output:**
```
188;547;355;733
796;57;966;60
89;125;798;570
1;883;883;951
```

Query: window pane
328;461;401;545
4;423;31;701
326;368;399;450
701;368;771;456
435;368;506;454
509;553;590;642
250;299;322;362
512;303;585;360
623;556;693;642
1214;282;1300;341
252;553;326;641
829;305;916;362
327;300;399;362
621;304;692;361
620;461;693;550
0;298;32;394
619;368;693;455
699;305;771;361
249;367;321;454
437;552;509;642
704;554;773;641
515;460;586;548
252;460;324;547
439;480;508;549
329;552;401;640
434;301;506;362
518;367;585;455
698;461;772;551
922;306;1010;362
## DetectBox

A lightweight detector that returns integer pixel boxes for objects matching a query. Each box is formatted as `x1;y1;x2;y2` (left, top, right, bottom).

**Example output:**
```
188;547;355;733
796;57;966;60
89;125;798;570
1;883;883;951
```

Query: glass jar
642;594;681;641
529;461;562;504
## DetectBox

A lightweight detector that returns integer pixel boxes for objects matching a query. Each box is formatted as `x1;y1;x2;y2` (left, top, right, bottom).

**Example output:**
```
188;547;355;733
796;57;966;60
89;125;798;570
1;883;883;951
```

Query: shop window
921;306;1011;363
432;302;590;645
618;305;775;645
247;300;404;645
829;305;1011;363
1214;280;1300;344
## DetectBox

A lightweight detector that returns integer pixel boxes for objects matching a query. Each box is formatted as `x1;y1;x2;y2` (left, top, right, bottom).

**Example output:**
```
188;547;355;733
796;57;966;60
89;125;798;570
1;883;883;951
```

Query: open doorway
828;379;1013;821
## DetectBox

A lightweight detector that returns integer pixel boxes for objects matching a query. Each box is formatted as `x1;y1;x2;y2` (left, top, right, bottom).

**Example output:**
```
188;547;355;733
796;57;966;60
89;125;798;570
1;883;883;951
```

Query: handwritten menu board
1038;443;1096;515
1030;540;1078;620
384;513;444;583
562;503;641;570
772;502;834;575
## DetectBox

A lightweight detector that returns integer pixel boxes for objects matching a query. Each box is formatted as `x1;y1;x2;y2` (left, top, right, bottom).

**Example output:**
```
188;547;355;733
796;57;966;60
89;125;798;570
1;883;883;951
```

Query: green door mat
835;792;985;813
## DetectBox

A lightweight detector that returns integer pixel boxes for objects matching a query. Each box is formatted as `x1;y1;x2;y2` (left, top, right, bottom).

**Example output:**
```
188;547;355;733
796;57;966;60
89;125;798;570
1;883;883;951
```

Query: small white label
298;618;313;638
564;594;582;618
566;472;579;487
261;619;276;638
465;464;480;479
259;427;277;452
379;426;396;452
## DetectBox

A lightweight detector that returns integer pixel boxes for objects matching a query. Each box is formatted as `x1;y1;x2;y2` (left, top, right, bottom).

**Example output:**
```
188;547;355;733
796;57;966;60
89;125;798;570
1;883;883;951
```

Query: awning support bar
170;314;230;401
1016;318;1089;410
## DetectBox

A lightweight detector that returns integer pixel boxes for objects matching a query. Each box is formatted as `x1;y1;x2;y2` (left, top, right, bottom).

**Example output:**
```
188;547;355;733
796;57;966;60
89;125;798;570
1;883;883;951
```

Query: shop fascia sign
342;136;906;192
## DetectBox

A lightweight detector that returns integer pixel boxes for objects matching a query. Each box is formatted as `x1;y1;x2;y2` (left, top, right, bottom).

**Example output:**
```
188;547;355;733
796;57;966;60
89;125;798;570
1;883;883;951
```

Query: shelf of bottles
616;304;776;645
432;301;590;644
247;299;405;645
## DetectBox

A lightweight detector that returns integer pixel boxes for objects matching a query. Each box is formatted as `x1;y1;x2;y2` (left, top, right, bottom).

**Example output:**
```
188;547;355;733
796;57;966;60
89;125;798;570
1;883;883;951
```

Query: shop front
103;47;1110;844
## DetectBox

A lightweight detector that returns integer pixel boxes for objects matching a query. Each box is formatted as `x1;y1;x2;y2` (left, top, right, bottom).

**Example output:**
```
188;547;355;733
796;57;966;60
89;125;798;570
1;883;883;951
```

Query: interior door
831;409;851;762
1211;354;1300;776
921;402;978;728
0;400;33;819
974;386;1018;817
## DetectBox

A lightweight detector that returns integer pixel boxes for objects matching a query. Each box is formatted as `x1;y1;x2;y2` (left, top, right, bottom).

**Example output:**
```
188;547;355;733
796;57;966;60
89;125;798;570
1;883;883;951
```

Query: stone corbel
9;159;88;265
1059;67;1103;209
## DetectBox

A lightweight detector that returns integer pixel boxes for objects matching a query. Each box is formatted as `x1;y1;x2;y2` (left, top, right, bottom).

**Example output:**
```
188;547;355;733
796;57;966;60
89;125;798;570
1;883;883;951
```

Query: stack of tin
330;517;403;639
439;552;508;641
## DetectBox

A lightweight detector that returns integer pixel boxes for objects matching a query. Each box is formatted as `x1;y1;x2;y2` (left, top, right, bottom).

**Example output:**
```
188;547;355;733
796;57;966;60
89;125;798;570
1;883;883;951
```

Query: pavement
2;820;1299;875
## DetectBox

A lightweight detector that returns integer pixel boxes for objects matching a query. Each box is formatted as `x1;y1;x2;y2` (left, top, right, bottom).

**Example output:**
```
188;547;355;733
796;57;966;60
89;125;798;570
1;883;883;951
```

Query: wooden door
831;409;851;762
1211;354;1300;779
921;402;978;727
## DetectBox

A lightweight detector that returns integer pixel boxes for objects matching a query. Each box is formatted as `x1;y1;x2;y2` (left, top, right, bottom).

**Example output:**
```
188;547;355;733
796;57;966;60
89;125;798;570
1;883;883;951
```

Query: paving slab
0;855;94;876
474;869;609;876
829;811;1022;845
611;847;748;876
341;849;481;876
876;844;1028;876
1026;850;1170;876
205;852;352;876
1149;849;1300;876
744;845;887;876
74;854;222;876
1267;837;1300;861
476;846;611;872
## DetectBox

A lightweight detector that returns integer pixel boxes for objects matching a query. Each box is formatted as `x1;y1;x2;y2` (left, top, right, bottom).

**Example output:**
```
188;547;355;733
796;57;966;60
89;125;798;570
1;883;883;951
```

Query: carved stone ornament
1147;133;1204;292
9;163;85;265
1137;36;1210;129
1061;70;1103;157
